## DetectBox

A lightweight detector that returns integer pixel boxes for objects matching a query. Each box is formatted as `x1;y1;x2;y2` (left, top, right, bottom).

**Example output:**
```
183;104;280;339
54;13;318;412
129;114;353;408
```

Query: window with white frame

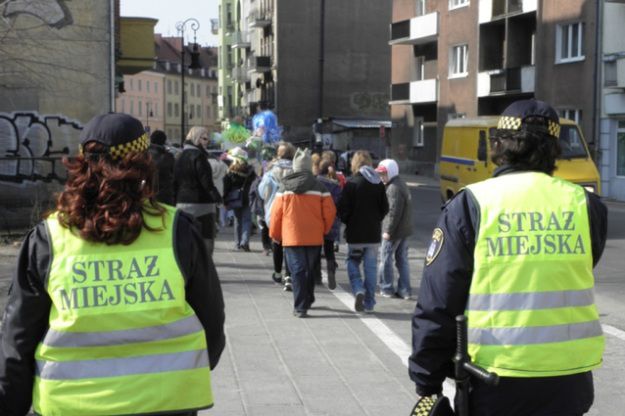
416;0;426;16
617;121;625;177
556;22;584;63
559;108;582;125
449;0;469;10
449;44;468;77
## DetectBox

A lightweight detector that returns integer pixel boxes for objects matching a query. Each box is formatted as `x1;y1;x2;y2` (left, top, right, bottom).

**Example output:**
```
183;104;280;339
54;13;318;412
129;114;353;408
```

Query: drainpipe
592;0;604;163
318;0;325;119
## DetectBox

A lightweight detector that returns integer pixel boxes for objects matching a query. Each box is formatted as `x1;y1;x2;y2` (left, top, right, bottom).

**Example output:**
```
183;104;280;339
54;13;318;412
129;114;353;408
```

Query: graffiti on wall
2;0;73;29
350;92;390;114
0;112;82;184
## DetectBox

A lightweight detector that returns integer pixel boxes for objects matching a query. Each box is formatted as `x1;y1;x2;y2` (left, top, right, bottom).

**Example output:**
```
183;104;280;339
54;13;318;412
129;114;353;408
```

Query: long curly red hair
55;142;165;245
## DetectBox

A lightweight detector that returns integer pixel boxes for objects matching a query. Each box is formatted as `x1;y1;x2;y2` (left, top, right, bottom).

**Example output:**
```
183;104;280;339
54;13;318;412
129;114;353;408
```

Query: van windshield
558;125;588;159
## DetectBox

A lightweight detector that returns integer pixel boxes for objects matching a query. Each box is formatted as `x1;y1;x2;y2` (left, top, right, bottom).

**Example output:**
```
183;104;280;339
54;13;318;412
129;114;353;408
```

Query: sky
121;0;220;46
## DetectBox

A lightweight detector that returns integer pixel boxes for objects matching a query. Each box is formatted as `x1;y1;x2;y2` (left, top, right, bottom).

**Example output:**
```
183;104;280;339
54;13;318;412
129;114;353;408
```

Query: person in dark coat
316;158;342;290
149;130;175;205
409;99;608;416
223;147;257;252
337;150;389;313
174;126;222;256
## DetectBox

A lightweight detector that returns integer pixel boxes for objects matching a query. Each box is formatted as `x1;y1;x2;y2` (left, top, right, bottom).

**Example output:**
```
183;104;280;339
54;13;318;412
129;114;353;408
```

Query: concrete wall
0;0;112;230
277;0;391;141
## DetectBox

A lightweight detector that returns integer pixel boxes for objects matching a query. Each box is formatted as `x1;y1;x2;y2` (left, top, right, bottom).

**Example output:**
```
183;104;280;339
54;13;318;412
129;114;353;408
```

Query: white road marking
331;285;457;400
329;283;625;405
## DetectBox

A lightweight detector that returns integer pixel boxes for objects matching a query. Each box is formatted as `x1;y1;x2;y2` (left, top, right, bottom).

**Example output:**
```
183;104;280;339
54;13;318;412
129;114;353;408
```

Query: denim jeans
233;206;252;247
377;238;411;297
346;244;379;310
285;246;321;312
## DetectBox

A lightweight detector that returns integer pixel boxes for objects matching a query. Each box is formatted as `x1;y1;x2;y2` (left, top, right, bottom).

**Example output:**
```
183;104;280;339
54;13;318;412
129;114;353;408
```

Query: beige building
117;71;165;133
390;0;599;175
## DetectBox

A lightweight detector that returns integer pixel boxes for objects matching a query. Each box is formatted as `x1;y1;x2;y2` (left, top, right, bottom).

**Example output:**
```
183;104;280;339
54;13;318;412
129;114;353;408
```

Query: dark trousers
284;246;321;312
260;219;272;250
272;241;291;276
314;239;336;284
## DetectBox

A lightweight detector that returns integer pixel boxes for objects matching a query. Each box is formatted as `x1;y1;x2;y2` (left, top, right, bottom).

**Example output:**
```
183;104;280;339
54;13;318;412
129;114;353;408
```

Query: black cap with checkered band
79;113;149;160
496;99;561;140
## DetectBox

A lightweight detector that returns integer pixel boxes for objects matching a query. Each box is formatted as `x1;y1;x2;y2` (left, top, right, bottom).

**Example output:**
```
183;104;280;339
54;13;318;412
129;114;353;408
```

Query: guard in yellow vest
409;99;608;416
0;113;225;416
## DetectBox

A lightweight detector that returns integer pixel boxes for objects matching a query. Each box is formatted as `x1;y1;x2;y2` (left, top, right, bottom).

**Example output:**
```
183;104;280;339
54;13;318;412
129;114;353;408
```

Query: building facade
390;0;600;176
219;0;391;141
117;35;219;144
600;0;625;201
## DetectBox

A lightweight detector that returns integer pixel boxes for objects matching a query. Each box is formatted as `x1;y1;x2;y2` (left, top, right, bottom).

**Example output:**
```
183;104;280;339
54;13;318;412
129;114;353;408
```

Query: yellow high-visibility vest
33;206;213;415
465;172;604;377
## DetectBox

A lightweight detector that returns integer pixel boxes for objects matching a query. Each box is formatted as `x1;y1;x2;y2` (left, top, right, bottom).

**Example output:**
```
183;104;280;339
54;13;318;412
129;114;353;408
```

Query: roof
331;118;392;129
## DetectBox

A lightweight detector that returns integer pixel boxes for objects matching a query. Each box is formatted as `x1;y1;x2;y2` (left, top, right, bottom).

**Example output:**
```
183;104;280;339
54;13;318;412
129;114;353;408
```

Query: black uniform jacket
409;166;608;416
0;211;226;416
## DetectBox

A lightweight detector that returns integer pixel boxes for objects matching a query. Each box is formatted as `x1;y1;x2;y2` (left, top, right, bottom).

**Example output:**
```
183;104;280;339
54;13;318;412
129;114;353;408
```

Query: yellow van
439;117;601;201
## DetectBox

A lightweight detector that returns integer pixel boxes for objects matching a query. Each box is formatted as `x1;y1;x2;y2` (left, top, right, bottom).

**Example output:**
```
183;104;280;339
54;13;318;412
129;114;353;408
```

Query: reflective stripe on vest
34;207;213;416
466;172;604;378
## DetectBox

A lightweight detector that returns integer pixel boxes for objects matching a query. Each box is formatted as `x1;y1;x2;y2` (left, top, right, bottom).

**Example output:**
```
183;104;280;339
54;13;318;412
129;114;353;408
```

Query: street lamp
176;18;201;145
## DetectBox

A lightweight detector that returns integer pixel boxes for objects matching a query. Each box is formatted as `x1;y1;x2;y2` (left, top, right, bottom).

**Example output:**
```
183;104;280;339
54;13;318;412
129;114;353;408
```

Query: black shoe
241;244;251;252
271;272;282;283
354;292;365;312
293;310;308;318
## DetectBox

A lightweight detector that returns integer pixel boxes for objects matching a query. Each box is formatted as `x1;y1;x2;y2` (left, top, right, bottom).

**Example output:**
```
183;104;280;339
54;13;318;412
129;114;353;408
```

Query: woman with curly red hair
0;113;225;416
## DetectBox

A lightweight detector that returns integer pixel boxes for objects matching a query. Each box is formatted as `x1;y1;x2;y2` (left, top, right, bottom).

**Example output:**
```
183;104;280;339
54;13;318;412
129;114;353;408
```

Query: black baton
453;315;499;416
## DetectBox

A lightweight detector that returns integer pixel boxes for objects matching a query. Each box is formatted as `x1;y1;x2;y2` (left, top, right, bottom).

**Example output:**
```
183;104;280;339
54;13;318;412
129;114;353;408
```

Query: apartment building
220;0;391;141
390;0;599;175
600;0;625;201
117;35;219;144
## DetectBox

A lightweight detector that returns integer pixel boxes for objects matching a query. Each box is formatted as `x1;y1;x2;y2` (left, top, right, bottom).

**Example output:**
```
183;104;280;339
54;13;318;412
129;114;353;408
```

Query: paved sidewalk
203;226;420;415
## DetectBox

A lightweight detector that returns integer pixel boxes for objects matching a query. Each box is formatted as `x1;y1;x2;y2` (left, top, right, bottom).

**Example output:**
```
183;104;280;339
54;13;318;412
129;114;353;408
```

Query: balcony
477;66;535;96
249;55;272;73
479;0;537;23
231;66;249;82
389;79;438;105
231;31;251;49
248;8;271;28
605;93;625;115
389;12;438;46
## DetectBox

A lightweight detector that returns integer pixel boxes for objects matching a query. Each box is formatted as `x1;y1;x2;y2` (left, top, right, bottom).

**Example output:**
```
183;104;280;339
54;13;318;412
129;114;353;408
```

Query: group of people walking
0;98;608;416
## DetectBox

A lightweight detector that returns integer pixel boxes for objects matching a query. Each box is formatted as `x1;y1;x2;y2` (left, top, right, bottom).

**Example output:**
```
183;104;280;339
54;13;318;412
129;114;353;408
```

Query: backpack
248;175;265;216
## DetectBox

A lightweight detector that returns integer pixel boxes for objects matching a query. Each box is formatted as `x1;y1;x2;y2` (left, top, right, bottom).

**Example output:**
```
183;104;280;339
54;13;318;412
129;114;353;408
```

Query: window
167;80;172;94
416;0;426;15
197;84;201;97
121;99;125;113
556;22;584;63
415;55;425;81
618;121;625;176
174;103;180;117
206;85;211;96
197;105;201;118
154;83;158;94
138;100;142;116
174;81;179;95
190;83;195;97
168;102;173;117
138;80;142;91
559;109;582;125
413;119;424;147
146;81;150;93
449;44;468;77
449;0;469;10
154;103;158;117
130;100;134;114
129;78;133;90
605;61;617;87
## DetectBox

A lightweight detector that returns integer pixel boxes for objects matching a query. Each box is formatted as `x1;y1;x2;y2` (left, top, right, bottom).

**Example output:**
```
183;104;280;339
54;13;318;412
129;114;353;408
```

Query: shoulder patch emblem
425;228;444;266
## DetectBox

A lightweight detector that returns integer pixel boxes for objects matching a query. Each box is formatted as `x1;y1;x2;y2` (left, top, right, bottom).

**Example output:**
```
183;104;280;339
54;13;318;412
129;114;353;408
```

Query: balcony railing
231;66;249;82
477;66;535;97
248;8;271;28
390;79;438;104
389;12;438;46
231;31;251;49
480;0;537;23
249;55;271;73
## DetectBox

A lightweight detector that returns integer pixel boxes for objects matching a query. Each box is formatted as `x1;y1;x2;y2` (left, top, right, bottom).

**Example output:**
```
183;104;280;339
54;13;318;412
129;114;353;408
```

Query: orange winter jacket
269;171;336;246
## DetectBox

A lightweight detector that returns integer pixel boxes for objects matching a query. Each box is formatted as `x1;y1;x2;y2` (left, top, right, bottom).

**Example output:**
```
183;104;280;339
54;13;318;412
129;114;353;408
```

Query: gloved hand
409;394;454;416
